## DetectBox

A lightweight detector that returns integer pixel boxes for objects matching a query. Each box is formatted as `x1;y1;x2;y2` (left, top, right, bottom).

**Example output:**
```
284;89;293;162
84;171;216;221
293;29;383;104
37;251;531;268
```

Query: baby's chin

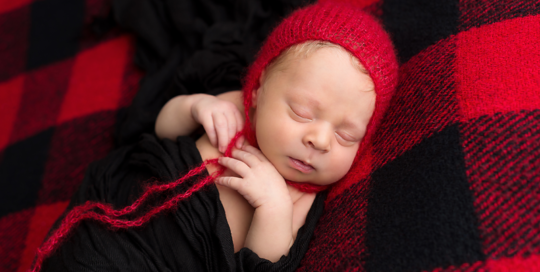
280;171;339;186
272;160;345;185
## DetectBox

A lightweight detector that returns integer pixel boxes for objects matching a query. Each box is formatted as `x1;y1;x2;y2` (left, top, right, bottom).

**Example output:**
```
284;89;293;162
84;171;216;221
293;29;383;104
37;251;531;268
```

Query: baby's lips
289;157;316;173
299;159;315;169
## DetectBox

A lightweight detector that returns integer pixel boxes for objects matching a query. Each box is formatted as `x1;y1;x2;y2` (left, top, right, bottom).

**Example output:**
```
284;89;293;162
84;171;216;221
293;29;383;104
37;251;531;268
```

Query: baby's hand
215;145;292;209
191;95;244;153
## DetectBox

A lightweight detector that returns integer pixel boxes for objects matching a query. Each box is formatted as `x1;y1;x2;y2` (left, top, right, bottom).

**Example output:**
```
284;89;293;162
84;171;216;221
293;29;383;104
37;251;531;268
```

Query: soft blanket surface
1;0;539;271
299;0;540;271
0;0;142;271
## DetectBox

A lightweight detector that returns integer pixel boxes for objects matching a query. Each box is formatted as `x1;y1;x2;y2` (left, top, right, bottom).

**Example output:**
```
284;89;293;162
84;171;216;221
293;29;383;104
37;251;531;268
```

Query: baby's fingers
230;149;263;168
215;176;243;191
200;116;217;148
213;112;229;153
226;112;238;151
235;135;245;149
218;157;250;178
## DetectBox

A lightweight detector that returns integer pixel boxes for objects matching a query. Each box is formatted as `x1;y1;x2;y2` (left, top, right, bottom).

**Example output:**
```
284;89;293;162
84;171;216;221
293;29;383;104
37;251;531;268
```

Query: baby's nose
305;126;331;152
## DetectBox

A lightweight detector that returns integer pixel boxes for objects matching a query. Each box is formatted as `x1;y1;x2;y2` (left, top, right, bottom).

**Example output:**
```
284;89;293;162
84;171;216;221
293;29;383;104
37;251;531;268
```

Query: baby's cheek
331;149;357;179
268;116;294;142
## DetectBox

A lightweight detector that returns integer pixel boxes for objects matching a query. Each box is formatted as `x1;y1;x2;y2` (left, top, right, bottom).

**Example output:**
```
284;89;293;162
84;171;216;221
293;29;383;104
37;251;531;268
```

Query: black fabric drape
112;0;316;146
41;135;326;271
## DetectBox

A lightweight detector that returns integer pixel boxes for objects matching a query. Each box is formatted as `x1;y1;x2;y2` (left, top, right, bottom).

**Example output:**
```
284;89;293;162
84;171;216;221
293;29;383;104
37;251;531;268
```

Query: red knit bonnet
241;2;399;190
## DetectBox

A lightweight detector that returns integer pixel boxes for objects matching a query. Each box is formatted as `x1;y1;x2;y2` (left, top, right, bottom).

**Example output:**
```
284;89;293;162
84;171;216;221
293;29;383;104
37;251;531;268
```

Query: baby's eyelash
290;107;312;120
336;132;360;143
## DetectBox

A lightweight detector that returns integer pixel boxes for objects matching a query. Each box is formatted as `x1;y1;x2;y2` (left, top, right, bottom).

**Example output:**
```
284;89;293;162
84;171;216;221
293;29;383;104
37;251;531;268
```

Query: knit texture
241;1;398;193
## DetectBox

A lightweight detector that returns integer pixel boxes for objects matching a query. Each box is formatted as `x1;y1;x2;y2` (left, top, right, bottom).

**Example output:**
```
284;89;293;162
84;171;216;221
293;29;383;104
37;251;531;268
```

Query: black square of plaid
0;128;54;217
365;125;484;272
0;6;30;82
26;0;84;70
381;0;460;63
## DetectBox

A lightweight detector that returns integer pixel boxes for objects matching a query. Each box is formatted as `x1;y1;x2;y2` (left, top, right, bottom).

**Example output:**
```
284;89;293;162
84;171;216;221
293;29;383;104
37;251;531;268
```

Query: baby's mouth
289;157;315;173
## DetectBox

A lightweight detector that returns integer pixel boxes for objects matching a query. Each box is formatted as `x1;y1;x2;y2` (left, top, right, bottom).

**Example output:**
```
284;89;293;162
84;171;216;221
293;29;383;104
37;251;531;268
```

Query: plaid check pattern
0;0;142;271
1;0;539;271
298;0;540;271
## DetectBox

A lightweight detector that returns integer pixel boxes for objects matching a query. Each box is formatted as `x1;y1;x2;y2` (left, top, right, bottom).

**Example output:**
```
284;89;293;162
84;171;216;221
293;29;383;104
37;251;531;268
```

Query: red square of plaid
457;15;540;121
57;36;132;124
0;0;32;14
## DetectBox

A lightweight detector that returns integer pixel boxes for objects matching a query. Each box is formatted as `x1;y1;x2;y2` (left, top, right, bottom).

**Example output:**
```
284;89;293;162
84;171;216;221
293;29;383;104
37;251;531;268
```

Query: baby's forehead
265;41;369;79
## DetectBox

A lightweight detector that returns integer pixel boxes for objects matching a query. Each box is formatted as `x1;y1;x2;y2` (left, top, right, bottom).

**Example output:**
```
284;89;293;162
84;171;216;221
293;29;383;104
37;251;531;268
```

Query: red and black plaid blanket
1;0;539;271
0;0;142;271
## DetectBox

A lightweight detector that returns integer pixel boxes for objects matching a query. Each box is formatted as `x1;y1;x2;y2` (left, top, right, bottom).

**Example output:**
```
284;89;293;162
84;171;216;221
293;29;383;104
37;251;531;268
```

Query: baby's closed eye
289;106;312;122
335;131;361;146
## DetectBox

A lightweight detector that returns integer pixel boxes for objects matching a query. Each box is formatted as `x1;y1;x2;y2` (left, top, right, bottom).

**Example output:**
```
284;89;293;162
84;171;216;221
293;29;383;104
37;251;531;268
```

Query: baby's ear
251;86;259;107
259;70;266;84
252;71;266;107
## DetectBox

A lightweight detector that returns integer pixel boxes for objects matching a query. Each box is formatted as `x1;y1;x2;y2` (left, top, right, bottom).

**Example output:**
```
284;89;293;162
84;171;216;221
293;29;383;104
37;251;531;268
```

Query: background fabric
0;0;142;271
1;0;539;271
299;0;540;271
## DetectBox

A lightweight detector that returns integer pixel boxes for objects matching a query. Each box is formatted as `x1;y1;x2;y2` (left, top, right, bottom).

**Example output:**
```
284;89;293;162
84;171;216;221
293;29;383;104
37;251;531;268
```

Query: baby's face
252;47;375;185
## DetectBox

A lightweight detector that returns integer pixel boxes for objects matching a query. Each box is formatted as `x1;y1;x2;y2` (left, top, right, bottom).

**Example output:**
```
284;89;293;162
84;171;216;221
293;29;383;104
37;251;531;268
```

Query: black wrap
42;135;326;271
112;0;316;146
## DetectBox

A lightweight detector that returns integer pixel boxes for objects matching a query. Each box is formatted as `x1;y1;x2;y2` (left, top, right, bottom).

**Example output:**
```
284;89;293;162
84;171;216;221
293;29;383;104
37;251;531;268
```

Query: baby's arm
155;91;243;152
216;145;294;262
